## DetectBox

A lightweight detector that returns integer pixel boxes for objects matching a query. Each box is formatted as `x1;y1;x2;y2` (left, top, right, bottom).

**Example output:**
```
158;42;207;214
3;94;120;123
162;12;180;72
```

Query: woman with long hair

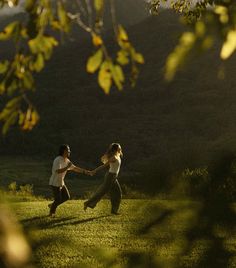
84;143;123;214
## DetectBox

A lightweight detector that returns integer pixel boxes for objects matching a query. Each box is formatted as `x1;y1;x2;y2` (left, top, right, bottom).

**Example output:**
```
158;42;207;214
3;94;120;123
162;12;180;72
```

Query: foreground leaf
87;49;103;73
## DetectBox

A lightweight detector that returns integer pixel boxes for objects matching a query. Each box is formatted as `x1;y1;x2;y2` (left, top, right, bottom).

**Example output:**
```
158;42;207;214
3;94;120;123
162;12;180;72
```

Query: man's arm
71;165;91;175
56;162;72;174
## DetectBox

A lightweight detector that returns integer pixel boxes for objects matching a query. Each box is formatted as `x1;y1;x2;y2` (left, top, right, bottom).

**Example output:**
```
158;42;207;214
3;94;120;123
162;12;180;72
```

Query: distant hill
0;0;149;26
1;10;236;183
105;0;149;26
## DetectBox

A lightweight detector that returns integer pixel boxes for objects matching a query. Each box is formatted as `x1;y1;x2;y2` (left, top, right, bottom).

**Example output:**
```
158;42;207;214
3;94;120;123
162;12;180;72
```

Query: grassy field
12;199;236;268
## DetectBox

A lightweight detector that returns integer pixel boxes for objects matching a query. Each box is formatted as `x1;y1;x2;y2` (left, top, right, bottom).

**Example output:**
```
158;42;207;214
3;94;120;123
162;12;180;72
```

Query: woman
84;143;123;215
49;144;90;217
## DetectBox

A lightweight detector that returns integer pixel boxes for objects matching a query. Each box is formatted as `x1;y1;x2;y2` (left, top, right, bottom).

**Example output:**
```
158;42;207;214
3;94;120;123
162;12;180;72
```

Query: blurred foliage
0;200;32;268
6;181;40;201
8;181;17;192
0;0;144;134
19;183;34;196
150;0;236;80
174;167;210;197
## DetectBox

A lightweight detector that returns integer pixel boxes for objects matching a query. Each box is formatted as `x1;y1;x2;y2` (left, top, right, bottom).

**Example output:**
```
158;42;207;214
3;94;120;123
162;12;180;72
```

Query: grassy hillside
12;199;236;267
1;10;236;192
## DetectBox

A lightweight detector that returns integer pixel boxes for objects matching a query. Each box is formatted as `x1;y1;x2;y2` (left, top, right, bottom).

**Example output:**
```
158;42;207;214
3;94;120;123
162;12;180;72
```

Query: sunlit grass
12;199;236;267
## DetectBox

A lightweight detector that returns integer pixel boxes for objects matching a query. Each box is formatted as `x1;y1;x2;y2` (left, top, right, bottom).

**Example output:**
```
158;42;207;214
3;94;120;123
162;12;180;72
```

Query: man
48;144;90;217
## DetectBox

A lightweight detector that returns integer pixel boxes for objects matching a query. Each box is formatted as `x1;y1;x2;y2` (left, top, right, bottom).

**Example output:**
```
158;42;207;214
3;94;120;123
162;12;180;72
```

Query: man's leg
50;186;61;215
61;185;70;204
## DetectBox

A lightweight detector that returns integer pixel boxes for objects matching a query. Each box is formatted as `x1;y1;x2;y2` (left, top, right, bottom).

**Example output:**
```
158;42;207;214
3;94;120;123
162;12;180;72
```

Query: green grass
13;199;236;268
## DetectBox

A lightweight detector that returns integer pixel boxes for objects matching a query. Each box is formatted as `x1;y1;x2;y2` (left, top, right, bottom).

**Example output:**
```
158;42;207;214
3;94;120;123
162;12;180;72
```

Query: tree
0;0;144;134
150;0;236;80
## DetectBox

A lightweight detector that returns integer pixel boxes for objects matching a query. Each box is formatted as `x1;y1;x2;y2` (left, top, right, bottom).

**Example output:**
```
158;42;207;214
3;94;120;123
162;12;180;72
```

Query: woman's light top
109;155;121;175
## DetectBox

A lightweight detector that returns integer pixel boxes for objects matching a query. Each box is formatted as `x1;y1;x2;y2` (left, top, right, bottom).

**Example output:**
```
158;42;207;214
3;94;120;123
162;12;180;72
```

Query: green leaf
0;96;22;121
5;96;22;109
20;108;39;131
25;0;36;12
23;71;34;89
28;34;58;59
86;49;103;73
94;0;104;12
0;60;9;74
57;2;70;32
118;25;128;41
0;21;20;41
2;110;18;135
7;80;18;95
117;50;129;65
98;61;112;94
92;33;103;46
33;53;44;72
0;82;6;95
221;30;236;60
37;5;53;28
165;32;196;81
111;64;124;90
195;21;206;37
25;0;37;13
133;52;144;64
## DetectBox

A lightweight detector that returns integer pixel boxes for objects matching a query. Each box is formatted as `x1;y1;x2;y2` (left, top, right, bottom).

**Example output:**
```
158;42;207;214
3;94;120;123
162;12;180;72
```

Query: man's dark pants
50;185;70;214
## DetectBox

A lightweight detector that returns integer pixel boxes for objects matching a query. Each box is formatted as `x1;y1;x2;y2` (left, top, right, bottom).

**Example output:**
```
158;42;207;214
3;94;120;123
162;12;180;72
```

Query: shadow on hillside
177;152;236;268
139;209;173;235
127;152;236;268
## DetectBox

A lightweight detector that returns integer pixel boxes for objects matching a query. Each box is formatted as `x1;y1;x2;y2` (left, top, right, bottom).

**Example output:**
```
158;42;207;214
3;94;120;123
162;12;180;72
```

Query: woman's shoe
111;210;120;215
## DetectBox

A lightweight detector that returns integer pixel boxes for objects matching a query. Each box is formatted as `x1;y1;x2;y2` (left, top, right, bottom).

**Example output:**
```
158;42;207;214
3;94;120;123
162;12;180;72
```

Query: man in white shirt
49;144;90;217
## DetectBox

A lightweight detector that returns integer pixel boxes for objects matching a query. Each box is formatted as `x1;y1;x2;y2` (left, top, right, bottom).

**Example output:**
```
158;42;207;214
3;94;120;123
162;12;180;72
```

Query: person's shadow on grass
21;214;112;230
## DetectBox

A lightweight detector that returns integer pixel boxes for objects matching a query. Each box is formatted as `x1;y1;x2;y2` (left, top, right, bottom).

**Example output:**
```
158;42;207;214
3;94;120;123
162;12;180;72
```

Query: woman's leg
84;173;113;209
110;179;122;214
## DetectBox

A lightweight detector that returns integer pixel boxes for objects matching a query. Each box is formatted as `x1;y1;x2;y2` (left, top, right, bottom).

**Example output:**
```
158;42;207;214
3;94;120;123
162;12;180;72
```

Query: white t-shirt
49;156;74;187
109;156;121;175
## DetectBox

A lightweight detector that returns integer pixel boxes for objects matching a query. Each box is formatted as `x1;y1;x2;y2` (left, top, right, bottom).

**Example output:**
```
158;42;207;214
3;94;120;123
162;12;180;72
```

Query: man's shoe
84;202;88;211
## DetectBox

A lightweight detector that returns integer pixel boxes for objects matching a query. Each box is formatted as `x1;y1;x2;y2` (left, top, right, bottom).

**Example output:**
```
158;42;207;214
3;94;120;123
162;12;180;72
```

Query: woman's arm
93;162;109;173
93;156;115;174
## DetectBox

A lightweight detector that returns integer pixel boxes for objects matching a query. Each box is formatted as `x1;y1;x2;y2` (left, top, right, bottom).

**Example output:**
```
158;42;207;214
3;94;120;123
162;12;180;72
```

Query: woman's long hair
101;143;123;164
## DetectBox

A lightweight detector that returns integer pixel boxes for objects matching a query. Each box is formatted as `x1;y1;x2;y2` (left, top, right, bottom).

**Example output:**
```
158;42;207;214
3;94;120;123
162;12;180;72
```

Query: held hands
83;169;96;176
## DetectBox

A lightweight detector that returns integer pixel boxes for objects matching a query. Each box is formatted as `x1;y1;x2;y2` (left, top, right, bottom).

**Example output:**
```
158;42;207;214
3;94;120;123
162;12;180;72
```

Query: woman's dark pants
85;172;122;213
